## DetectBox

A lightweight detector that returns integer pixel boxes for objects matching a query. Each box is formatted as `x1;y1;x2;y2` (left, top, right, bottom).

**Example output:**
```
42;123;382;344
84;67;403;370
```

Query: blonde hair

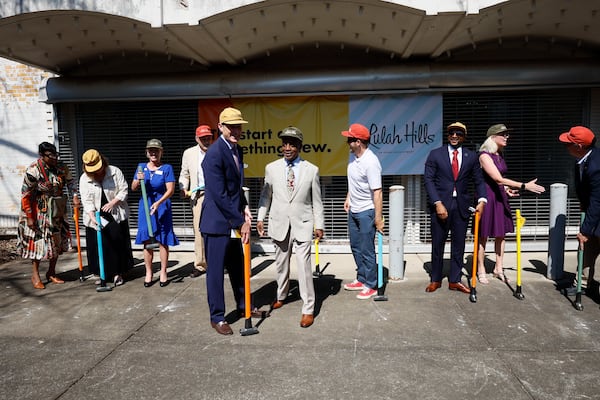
479;136;499;154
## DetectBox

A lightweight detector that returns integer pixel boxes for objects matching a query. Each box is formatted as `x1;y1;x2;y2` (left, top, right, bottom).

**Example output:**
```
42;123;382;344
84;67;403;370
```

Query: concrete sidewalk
1;248;599;400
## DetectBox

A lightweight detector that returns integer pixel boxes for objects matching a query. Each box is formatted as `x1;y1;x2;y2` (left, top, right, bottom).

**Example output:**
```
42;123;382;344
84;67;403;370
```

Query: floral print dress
17;159;77;260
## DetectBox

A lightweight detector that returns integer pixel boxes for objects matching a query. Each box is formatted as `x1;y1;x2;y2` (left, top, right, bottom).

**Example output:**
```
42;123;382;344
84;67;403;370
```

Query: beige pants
191;193;207;269
273;227;315;315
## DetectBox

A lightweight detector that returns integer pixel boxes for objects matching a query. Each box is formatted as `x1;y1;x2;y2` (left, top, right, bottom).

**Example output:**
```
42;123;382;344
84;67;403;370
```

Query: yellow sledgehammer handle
516;209;526;287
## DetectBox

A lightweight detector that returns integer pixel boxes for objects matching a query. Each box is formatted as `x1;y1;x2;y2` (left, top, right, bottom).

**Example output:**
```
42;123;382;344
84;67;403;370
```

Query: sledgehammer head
373;288;388;301
469;288;477;303
513;286;525;300
239;319;259;336
144;238;160;250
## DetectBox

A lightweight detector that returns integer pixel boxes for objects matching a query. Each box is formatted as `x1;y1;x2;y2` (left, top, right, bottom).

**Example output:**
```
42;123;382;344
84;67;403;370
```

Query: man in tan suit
257;126;324;328
179;124;213;277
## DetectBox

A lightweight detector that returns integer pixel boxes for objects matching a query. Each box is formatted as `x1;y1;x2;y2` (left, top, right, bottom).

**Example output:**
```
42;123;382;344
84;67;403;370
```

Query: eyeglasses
347;137;359;143
448;131;465;137
42;152;58;159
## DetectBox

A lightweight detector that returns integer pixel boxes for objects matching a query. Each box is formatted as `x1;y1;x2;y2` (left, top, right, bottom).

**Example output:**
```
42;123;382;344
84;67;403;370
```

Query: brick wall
0;57;56;233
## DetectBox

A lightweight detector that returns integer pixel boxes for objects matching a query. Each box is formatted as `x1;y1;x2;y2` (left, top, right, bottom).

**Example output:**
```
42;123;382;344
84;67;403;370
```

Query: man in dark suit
559;126;600;299
200;107;264;335
423;122;487;294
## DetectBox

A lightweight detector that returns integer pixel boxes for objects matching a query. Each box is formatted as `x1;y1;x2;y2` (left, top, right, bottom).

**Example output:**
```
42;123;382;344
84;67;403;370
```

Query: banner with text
198;94;442;177
199;96;349;177
348;94;443;175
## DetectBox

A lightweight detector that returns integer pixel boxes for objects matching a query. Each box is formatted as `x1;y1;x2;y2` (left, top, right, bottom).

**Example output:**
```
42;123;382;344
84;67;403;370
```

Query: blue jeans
348;209;377;289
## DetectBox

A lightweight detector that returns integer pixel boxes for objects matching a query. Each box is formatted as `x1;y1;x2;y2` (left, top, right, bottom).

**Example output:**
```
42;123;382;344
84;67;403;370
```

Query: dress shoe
449;282;470;294
425;281;442;292
272;300;284;309
189;268;204;278
300;314;314;328
46;273;64;284
211;321;233;335
31;276;45;290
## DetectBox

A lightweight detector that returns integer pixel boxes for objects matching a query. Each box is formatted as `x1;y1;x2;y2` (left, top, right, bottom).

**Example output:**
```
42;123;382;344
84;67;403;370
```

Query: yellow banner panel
199;96;349;177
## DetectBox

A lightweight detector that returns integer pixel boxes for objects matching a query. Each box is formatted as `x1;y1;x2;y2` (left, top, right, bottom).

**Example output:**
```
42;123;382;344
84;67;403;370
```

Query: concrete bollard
547;183;568;280
389;185;405;280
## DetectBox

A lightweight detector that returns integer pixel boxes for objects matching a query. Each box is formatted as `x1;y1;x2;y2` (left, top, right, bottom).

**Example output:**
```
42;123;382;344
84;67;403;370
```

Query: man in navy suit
423;122;487;294
559;126;600;299
200;107;264;335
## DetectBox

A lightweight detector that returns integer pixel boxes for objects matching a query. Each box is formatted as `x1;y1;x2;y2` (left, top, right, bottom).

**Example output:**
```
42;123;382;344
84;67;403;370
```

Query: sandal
477;274;490;285
493;270;510;283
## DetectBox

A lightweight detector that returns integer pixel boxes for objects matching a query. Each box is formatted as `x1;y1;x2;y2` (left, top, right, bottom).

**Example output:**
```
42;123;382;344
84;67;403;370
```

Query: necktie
231;146;240;171
452;149;459;180
287;162;295;194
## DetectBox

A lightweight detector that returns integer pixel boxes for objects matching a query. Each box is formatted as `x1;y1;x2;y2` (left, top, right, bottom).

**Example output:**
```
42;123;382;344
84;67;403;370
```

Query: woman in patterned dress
131;139;179;287
477;124;545;284
17;142;79;289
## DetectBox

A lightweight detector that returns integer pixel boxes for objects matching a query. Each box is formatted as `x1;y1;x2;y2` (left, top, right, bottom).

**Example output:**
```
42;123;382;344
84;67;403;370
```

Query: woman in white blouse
79;149;133;286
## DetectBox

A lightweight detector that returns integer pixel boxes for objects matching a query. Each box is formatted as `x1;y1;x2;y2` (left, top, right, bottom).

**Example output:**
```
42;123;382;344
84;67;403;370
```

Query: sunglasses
497;133;510;138
347;137;359;143
42;152;58;159
448;130;465;137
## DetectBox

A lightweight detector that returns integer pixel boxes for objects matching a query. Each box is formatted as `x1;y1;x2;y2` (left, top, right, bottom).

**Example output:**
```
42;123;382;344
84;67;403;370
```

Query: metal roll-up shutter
443;88;589;243
73;100;199;240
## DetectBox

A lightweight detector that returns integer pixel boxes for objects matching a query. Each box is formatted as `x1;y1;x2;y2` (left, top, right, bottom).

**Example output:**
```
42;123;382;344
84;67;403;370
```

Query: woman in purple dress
477;124;545;284
131;139;179;287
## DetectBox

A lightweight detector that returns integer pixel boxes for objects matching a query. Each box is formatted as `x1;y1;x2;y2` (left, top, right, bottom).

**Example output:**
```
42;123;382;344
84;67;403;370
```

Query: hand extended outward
522;178;545;195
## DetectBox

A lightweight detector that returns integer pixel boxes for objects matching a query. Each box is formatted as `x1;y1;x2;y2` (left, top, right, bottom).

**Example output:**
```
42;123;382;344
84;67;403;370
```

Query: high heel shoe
159;280;168;287
31;276;45;290
477;273;490;285
114;275;124;287
46;272;64;284
144;280;153;288
493;270;510;283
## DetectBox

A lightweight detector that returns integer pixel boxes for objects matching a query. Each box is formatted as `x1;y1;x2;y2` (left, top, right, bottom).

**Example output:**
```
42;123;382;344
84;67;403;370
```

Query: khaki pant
273;227;315;315
191;193;207;269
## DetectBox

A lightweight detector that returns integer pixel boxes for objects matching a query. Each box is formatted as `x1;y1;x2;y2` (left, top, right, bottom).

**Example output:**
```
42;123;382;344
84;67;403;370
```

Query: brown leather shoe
449;282;470;294
300;314;314;328
31;276;45;290
46;274;65;284
211;321;233;335
425;281;442;292
272;300;284;309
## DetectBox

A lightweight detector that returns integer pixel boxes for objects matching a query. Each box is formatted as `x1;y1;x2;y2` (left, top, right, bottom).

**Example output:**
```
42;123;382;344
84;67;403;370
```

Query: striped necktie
287;162;295;193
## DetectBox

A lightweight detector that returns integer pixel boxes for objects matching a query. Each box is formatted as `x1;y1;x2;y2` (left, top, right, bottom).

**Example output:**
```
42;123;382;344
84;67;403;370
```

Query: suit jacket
424;145;486;219
200;136;247;235
179;144;204;200
257;158;324;242
577;147;600;237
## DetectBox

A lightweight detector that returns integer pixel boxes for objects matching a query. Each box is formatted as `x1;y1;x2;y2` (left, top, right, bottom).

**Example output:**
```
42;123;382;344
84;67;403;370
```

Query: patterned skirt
17;212;71;261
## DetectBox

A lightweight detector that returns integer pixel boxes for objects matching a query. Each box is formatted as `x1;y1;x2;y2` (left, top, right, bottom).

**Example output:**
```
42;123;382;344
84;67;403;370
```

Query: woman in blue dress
131;138;179;287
